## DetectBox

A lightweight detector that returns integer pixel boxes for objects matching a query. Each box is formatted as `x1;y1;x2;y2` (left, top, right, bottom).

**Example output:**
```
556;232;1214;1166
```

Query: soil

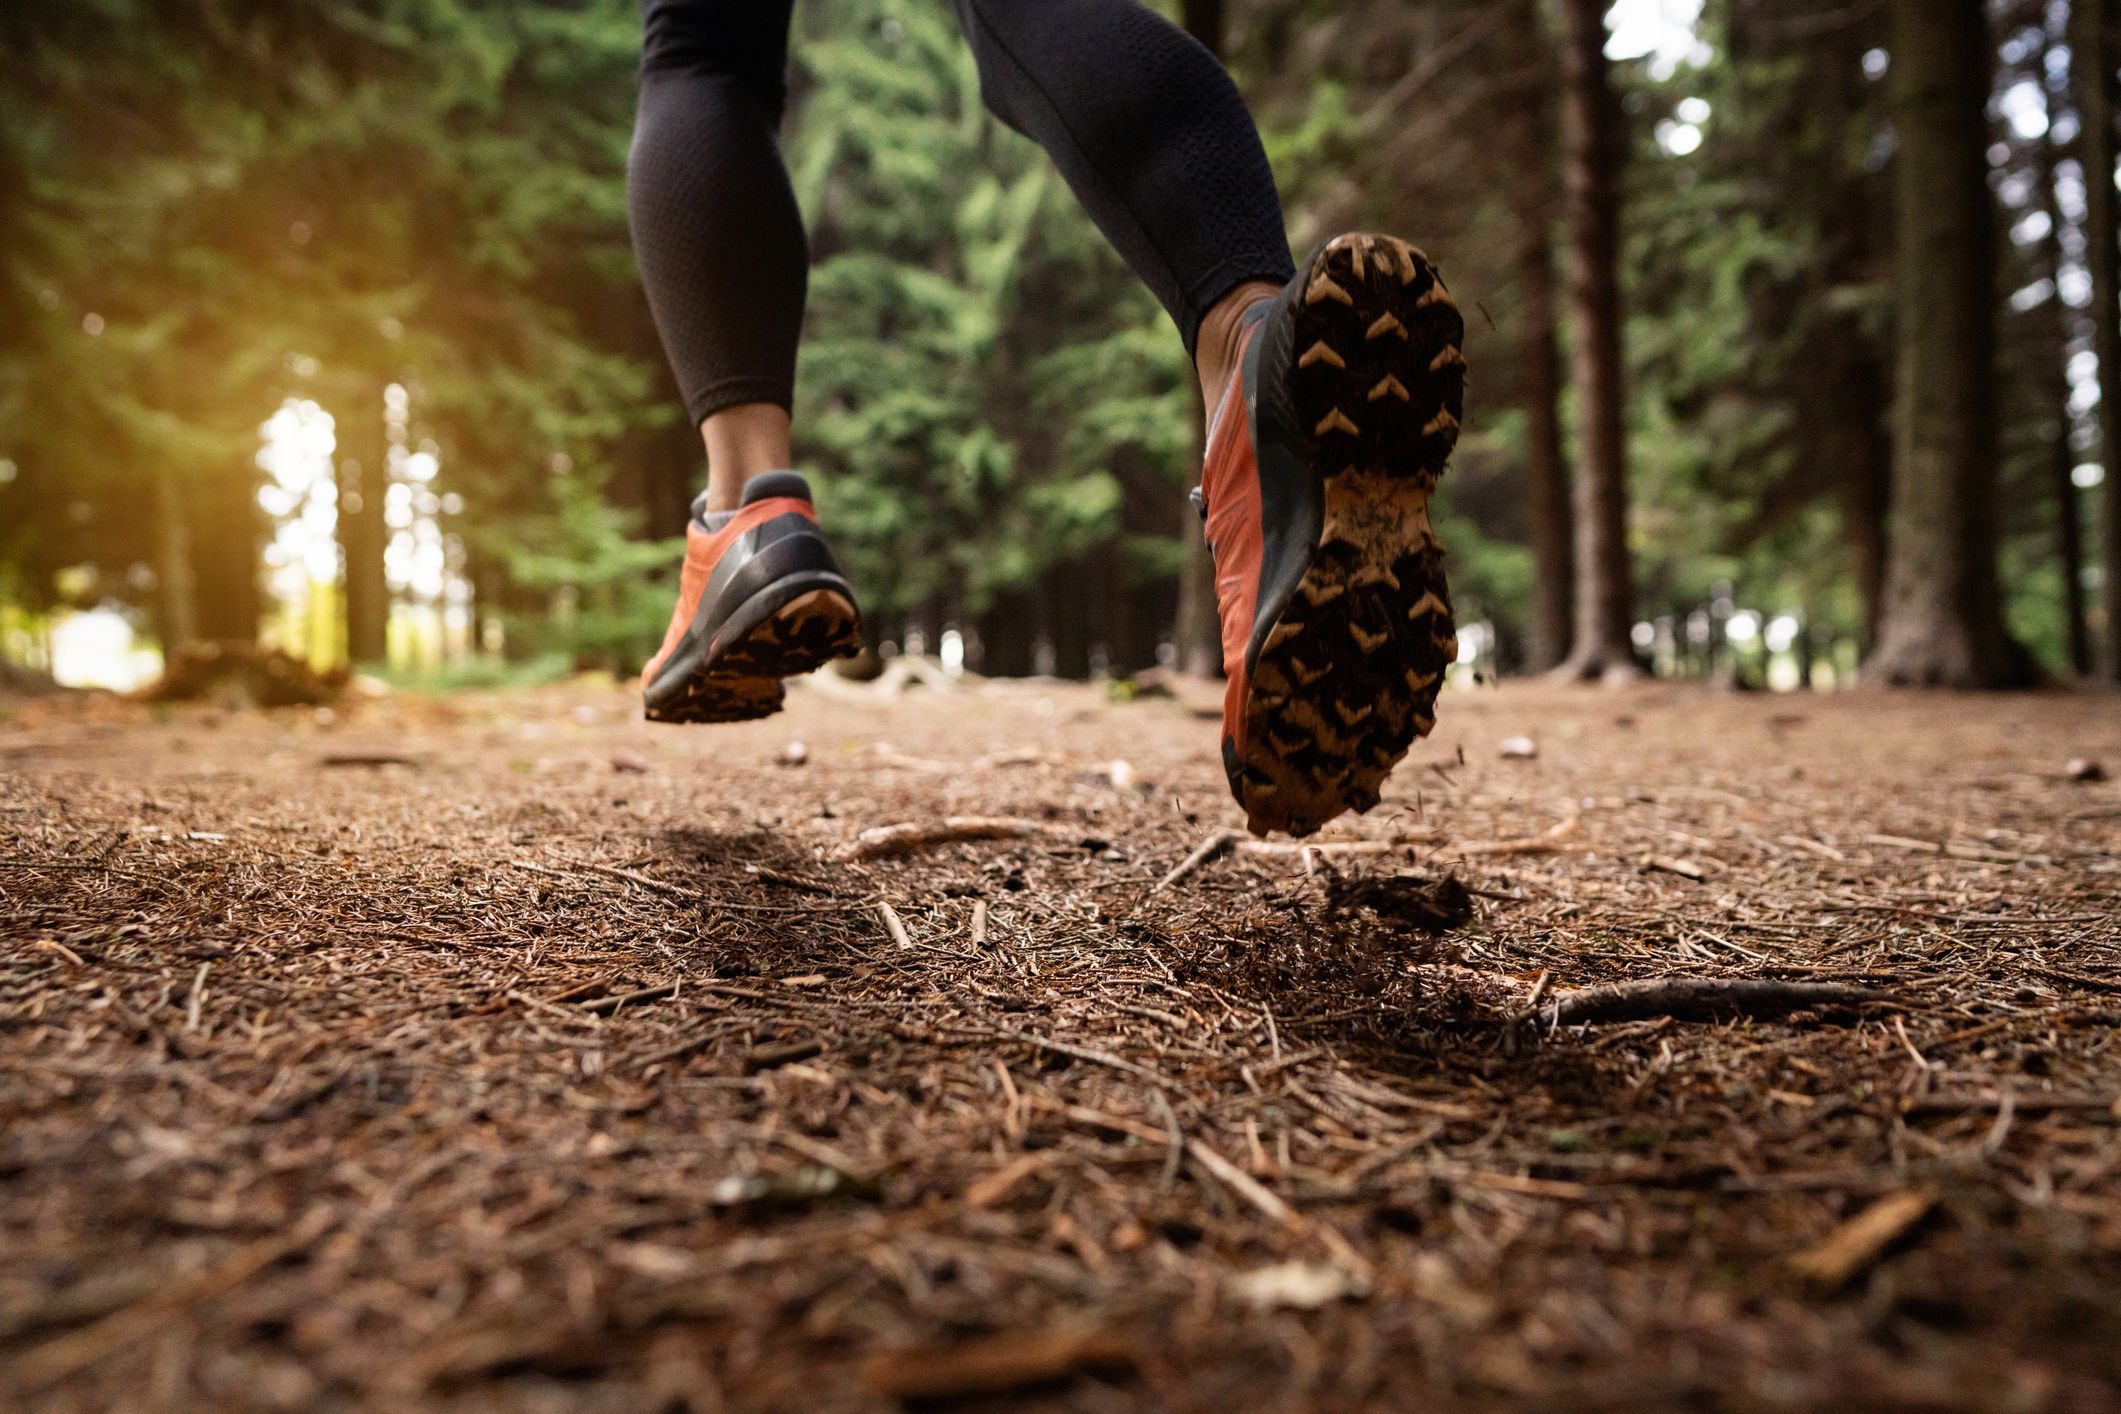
3;675;2119;1411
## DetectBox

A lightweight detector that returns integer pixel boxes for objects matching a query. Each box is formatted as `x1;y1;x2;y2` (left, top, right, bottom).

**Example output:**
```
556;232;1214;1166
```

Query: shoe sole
644;586;863;725
1236;233;1462;837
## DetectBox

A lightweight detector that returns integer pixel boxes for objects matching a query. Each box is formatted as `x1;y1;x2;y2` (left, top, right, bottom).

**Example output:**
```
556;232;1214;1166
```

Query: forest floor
2;672;2119;1411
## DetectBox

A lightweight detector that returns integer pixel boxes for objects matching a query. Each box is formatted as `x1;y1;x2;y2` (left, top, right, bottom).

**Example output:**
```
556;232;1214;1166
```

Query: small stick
1507;970;1554;1035
965;1153;1051;1209
185;962;211;1032
1444;815;1582;858
1903;1092;2119;1116
743;1038;824;1073
1238;834;1437;858
745;864;840;896
1186;1138;1301;1229
506;859;702;902
1786;1189;1936;1290
572;862;700;900
633;1028;723;1073
1542;977;1894;1028
1155;830;1239;891
1981;1092;2017;1156
860;1322;1134;1401
970;899;989;948
984;1024;1172;1086
1150;1091;1185;1194
580;982;680;1016
839;817;1051;861
877;902;913;949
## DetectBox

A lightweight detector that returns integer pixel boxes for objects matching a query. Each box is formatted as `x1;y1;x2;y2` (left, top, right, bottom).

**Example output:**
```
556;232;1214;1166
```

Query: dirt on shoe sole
1236;232;1463;837
644;588;863;725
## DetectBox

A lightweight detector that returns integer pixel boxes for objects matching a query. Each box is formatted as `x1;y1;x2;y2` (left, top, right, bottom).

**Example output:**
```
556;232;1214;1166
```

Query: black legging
629;0;1296;426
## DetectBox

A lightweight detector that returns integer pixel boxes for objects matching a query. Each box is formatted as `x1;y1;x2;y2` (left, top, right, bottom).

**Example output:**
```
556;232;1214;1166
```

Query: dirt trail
3;678;2119;1410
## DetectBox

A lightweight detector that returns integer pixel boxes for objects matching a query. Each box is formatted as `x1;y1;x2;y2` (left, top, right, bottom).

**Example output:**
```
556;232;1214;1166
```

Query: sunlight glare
51;608;161;691
1606;0;1709;78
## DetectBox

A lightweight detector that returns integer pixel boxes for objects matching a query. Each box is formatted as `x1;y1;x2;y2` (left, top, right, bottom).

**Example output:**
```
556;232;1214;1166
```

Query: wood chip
1787;1189;1937;1290
860;1323;1135;1400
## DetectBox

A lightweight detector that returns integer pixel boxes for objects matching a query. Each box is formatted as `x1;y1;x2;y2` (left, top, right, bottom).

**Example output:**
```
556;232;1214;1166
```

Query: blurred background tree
1;0;2115;691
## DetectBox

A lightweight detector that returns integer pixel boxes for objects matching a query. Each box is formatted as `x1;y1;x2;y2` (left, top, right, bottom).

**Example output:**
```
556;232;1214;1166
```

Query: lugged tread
1234;233;1464;837
644;589;862;725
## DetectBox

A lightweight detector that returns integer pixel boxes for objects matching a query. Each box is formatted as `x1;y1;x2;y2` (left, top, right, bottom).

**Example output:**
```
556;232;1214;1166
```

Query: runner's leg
951;0;1296;403
629;1;862;724
629;0;804;510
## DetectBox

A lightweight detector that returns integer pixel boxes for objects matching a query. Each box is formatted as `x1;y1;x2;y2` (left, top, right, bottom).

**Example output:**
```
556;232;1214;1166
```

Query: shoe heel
1286;233;1465;487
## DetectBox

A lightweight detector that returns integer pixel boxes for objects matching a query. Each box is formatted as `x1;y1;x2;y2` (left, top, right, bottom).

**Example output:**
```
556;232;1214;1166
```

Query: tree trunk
2046;30;2093;677
154;472;198;651
191;469;262;644
337;390;391;666
1519;229;1574;671
1048;563;1091;679
1497;0;1573;674
1553;0;1641;681
2074;0;2121;679
1174;500;1221;675
1866;0;2025;686
1173;0;1230;679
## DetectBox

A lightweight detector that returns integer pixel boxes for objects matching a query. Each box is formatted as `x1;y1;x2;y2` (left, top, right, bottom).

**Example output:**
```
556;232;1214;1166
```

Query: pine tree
2073;0;2121;678
1867;0;2027;685
1555;0;1643;680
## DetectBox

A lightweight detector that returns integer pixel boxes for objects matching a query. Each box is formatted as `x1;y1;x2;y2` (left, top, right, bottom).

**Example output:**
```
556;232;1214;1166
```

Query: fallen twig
1786;1189;1937;1291
506;858;702;902
839;816;1051;861
1154;829;1240;891
876;902;913;948
1542;977;1895;1027
318;750;420;768
1186;1138;1300;1229
1239;833;1440;859
1863;833;2051;866
743;1038;823;1073
860;1322;1135;1401
580;982;680;1016
1444;815;1582;857
1903;1092;2120;1117
983;1024;1172;1086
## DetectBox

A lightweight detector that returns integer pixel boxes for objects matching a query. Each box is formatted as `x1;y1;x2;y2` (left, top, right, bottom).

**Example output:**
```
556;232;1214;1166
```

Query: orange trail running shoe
1197;233;1463;837
641;471;863;724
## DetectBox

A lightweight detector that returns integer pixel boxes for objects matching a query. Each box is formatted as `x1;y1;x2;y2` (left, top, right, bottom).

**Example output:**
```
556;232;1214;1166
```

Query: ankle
1194;280;1282;413
700;403;795;512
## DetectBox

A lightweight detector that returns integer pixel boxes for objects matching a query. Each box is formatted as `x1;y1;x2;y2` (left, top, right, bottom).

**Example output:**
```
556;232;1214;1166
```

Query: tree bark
190;469;262;644
1173;0;1231;679
1519;228;1574;672
1866;0;2025;686
2046;25;2093;677
2073;0;2121;680
1553;0;1642;681
336;390;390;666
154;472;198;651
1498;0;1573;674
